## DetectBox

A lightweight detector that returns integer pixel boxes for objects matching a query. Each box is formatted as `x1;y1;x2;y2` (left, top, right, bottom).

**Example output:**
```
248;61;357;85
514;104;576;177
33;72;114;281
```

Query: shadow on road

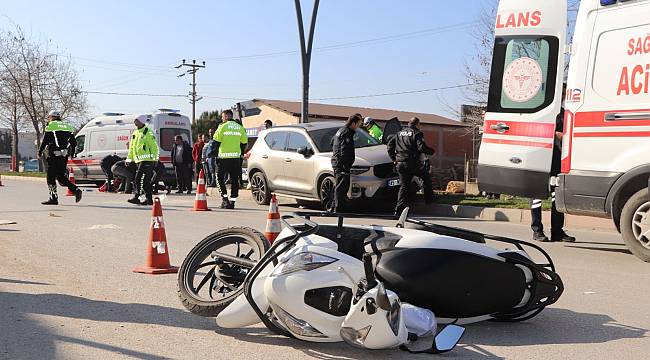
468;308;647;346
564;245;633;256
209;307;647;360
0;278;51;286
0;290;214;359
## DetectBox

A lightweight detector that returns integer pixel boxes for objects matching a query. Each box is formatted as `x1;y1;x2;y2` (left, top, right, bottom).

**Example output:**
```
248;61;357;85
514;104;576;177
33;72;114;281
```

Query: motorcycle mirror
396;207;409;228
375;282;391;311
433;324;465;353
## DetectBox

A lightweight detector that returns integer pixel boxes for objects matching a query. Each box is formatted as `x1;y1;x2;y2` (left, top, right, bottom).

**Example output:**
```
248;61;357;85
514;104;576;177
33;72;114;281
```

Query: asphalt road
1;178;648;360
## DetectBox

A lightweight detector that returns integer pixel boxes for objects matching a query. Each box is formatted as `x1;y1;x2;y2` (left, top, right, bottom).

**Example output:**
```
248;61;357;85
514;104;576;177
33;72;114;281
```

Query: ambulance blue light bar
600;0;616;4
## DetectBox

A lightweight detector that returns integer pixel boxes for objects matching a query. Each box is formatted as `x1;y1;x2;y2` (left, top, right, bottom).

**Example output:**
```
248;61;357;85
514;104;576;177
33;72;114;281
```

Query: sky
0;0;487;121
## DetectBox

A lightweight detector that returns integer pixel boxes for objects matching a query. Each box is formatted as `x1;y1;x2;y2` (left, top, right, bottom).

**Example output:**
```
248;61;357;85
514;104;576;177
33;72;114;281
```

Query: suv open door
478;0;567;199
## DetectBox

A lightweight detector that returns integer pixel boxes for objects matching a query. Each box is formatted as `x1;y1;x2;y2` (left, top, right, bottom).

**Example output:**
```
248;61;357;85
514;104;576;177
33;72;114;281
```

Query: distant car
22;159;39;172
246;121;399;210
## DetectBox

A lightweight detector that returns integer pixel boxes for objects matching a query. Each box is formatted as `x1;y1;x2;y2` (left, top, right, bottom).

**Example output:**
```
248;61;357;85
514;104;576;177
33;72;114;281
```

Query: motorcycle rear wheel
177;227;270;317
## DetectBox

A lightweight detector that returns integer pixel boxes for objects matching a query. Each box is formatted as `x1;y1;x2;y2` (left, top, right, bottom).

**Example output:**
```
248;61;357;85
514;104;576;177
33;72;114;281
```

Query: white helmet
363;117;373;126
48;110;61;118
340;282;408;349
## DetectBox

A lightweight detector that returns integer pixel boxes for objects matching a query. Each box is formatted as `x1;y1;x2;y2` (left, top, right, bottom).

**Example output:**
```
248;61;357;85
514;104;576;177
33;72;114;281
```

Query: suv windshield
309;127;380;152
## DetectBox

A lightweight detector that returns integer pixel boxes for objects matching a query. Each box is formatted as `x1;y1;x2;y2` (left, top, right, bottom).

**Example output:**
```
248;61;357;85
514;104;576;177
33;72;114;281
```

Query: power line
83;90;186;97
311;83;474;101
206;21;478;62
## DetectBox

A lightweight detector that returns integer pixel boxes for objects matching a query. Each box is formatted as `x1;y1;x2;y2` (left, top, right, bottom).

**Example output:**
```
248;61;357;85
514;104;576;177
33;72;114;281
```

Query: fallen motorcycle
177;209;563;352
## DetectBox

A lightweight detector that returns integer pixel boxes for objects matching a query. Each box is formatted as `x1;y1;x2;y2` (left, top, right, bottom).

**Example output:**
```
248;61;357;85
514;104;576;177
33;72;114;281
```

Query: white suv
246;122;399;210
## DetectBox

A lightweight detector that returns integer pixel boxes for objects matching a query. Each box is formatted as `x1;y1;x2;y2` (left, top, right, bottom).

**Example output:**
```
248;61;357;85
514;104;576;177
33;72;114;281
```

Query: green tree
191;110;220;141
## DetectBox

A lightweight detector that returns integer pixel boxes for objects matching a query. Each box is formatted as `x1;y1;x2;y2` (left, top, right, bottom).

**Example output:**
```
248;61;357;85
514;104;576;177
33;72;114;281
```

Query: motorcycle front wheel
177;227;270;317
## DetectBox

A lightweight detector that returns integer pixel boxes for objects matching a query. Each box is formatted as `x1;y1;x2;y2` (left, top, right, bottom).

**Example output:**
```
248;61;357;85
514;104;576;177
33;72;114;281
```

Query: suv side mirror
297;146;313;157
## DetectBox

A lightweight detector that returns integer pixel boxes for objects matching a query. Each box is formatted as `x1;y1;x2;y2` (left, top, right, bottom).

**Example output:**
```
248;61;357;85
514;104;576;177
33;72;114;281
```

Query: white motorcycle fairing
216;230;341;329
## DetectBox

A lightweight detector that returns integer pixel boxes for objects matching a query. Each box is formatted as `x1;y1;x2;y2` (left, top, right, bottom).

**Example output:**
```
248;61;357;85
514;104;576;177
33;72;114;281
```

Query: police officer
363;117;383;142
127;115;159;206
331;114;362;213
388;117;435;216
531;93;575;242
213;109;248;209
38;110;82;205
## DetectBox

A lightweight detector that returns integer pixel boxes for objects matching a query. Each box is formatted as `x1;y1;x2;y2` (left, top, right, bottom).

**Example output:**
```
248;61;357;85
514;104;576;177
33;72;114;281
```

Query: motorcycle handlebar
362;253;377;289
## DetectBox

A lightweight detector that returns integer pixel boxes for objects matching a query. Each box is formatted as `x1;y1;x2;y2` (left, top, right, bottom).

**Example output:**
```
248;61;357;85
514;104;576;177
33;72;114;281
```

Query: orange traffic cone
133;197;179;274
192;169;211;211
66;167;76;196
264;194;281;244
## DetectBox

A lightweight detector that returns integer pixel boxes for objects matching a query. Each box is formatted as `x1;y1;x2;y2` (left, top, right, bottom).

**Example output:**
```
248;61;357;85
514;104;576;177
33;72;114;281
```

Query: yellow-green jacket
128;126;159;163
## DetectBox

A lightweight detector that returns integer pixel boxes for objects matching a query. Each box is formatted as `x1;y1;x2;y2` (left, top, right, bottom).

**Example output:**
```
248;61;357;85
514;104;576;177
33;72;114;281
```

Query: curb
0;175;46;182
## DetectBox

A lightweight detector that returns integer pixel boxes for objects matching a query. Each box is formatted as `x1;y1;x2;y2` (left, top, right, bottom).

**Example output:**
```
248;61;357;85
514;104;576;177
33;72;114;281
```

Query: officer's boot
42;185;59;205
127;192;141;205
220;196;231;209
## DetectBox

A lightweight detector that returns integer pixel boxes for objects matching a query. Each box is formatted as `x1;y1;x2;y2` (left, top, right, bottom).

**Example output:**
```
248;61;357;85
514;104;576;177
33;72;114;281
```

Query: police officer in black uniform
331;114;362;213
38;110;82;205
388;117;435;216
531;99;575;243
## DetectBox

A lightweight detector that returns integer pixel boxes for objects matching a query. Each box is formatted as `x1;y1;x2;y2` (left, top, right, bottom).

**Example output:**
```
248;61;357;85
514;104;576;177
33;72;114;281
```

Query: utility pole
176;59;206;124
294;0;320;123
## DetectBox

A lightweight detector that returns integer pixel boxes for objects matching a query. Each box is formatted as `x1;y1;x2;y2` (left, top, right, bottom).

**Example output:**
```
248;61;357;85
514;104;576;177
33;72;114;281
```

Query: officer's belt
52;150;68;157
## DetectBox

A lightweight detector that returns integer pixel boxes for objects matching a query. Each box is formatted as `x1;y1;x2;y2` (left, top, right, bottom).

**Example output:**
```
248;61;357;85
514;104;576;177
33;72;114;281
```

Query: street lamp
294;0;320;123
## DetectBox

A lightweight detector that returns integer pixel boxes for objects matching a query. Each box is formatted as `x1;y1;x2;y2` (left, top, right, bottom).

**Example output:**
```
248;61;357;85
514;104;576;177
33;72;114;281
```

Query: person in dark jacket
387;117;435;216
330;114;362;213
100;154;122;192
171;135;193;194
531;102;575;243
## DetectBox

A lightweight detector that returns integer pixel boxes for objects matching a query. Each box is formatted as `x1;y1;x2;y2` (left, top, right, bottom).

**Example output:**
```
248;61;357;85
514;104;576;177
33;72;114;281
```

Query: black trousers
531;187;565;236
333;167;351;213
395;161;433;213
46;156;78;199
195;162;203;183
217;158;241;199
174;163;192;191
134;162;155;200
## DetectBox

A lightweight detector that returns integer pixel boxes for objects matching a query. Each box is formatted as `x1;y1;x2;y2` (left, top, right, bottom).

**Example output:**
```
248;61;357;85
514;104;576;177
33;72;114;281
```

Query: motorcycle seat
375;247;527;319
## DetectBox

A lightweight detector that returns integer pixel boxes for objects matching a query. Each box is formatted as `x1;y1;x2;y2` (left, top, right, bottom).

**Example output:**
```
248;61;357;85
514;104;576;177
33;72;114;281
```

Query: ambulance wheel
620;189;650;262
177;227;271;317
250;172;271;205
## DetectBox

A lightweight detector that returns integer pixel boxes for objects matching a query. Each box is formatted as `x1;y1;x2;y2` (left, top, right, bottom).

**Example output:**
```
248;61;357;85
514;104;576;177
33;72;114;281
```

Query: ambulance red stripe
483;120;555;138
573;109;650;127
482;138;552;148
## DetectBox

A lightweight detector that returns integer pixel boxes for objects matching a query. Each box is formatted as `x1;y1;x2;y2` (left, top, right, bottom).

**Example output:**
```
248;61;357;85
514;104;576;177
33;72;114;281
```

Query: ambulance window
75;135;85;155
487;36;559;113
160;128;191;151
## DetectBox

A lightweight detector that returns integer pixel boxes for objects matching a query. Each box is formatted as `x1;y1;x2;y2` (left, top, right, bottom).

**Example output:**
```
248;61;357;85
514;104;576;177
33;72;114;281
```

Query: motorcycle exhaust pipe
211;251;257;268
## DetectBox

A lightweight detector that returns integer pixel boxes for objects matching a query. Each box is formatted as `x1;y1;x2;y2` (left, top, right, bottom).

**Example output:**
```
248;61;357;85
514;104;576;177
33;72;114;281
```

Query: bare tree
0;25;87;170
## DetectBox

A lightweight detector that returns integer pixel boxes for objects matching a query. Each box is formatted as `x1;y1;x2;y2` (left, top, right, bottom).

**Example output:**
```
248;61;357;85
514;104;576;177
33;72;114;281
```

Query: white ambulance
70;109;192;186
478;0;650;261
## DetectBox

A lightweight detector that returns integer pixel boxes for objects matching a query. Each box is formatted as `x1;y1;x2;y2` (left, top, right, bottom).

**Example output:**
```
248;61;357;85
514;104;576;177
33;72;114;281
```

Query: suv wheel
250;172;272;205
620;188;650;262
319;176;336;212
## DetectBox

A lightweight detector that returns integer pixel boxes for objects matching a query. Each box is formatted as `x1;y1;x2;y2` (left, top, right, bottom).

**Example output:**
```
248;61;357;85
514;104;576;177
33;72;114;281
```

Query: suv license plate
388;179;401;187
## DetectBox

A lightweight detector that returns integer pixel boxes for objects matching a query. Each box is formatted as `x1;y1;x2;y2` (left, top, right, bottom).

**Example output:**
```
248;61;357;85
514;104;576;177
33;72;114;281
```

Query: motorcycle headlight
271;303;327;338
350;166;371;175
340;326;372;348
270;252;337;277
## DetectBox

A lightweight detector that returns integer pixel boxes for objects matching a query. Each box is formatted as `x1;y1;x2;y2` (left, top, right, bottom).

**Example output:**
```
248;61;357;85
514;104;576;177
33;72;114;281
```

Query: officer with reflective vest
213;109;248;209
127;115;159;206
38;110;82;205
363;117;383;143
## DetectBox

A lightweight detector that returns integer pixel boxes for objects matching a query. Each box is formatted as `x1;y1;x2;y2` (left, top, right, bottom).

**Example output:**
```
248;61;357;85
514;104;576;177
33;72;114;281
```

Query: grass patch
435;194;552;210
0;171;47;178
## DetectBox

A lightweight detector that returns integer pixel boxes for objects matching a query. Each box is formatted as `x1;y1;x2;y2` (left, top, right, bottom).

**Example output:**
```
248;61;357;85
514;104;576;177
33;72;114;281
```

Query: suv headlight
270;252;337;277
350;166;371;175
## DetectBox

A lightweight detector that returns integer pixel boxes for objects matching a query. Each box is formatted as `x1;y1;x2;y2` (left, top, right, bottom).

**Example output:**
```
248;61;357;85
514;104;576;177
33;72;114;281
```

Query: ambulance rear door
478;0;567;199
